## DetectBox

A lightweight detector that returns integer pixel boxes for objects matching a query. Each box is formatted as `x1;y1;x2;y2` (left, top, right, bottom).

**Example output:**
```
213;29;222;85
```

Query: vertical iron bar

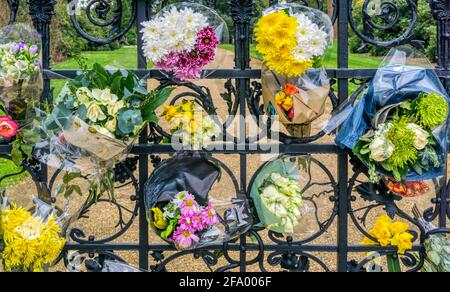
429;0;450;228
26;0;56;190
337;0;349;272
137;0;149;270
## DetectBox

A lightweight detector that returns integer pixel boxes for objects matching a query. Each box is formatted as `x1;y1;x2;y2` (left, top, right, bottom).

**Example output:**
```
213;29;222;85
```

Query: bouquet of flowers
145;152;252;250
336;47;449;189
0;197;66;272
256;4;333;138
150;191;220;250
161;100;221;150
354;92;447;183
141;3;228;81
258;173;304;234
413;206;450;272
361;214;414;272
33;63;173;200
250;155;316;235
0;24;42;127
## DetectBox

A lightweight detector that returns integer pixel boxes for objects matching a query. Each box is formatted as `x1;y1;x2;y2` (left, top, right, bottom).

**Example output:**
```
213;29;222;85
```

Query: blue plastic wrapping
336;47;449;181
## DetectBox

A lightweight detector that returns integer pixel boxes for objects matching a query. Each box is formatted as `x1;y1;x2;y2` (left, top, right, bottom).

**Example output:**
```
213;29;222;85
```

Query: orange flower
283;83;299;96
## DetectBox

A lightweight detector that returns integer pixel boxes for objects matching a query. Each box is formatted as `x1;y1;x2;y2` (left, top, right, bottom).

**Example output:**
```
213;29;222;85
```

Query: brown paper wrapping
261;68;329;137
63;117;133;162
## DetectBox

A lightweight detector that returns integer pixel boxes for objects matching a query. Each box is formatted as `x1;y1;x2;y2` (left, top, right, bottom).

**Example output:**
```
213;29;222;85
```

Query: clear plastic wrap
32;63;173;201
0;23;43;129
250;155;317;236
161;99;222;150
256;4;333;137
140;2;229;81
0;195;66;272
144;152;252;250
336;46;449;183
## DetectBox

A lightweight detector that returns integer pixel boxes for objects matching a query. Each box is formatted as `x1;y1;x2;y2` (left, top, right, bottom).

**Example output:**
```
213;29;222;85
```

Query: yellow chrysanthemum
0;206;65;272
255;11;312;77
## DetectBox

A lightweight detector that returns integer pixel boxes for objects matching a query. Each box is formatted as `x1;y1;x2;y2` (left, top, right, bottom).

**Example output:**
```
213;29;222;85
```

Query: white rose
407;123;430;150
105;118;117;134
86;102;107;123
108;100;125;116
76;87;93;105
369;136;394;162
92;88;118;105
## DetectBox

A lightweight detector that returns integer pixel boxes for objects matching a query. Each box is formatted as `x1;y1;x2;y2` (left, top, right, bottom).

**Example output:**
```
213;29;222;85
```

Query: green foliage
349;0;437;62
0;158;29;190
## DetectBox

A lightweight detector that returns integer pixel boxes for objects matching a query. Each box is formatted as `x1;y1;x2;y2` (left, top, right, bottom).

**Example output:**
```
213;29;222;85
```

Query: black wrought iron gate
2;0;450;272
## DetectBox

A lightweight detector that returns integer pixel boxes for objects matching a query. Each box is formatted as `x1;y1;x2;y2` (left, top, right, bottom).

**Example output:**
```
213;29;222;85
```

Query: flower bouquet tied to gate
336;46;449;196
151;191;220;250
145;152;252;250
34;63;173;200
141;2;228;81
0;24;42;128
256;3;333;138
251;155;316;236
161;100;221;150
0;197;66;272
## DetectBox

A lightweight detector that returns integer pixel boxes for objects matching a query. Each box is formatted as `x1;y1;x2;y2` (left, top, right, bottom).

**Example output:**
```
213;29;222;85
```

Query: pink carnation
172;226;200;249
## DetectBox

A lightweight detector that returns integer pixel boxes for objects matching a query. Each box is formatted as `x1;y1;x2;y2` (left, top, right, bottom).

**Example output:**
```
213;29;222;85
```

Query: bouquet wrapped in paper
250;155;316;235
144;152;252;250
336;46;449;193
141;2;229;81
0;23;42;129
256;3;333;137
33;63;173;200
0;196;66;272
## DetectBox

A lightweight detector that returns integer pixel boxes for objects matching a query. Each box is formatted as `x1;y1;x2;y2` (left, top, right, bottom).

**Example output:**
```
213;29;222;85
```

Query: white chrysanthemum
141;6;209;63
290;12;330;63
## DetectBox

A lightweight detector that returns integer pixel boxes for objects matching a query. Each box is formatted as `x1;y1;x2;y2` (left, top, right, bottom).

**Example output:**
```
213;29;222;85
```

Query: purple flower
11;43;20;54
18;40;27;50
179;212;206;232
29;45;39;56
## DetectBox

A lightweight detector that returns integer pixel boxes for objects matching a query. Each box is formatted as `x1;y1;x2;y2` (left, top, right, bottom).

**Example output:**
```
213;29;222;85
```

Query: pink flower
201;203;219;226
180;193;199;215
179;212;206;231
0;116;19;139
196;26;220;51
172;226;200;249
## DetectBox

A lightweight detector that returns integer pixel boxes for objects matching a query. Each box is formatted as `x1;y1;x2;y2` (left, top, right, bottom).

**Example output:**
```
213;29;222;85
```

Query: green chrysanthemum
414;92;448;129
386;118;418;169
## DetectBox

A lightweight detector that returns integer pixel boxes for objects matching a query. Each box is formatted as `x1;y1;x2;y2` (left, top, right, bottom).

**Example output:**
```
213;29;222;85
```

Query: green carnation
386;118;418;170
414;92;448;129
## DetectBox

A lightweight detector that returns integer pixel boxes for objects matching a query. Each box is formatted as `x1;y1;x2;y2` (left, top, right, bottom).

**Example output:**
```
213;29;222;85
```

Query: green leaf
111;75;123;96
93;63;110;81
63;172;82;184
11;142;24;166
20;144;33;157
141;87;175;119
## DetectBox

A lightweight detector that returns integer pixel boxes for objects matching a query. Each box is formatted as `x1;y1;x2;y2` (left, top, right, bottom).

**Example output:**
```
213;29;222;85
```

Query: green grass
51;44;382;96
